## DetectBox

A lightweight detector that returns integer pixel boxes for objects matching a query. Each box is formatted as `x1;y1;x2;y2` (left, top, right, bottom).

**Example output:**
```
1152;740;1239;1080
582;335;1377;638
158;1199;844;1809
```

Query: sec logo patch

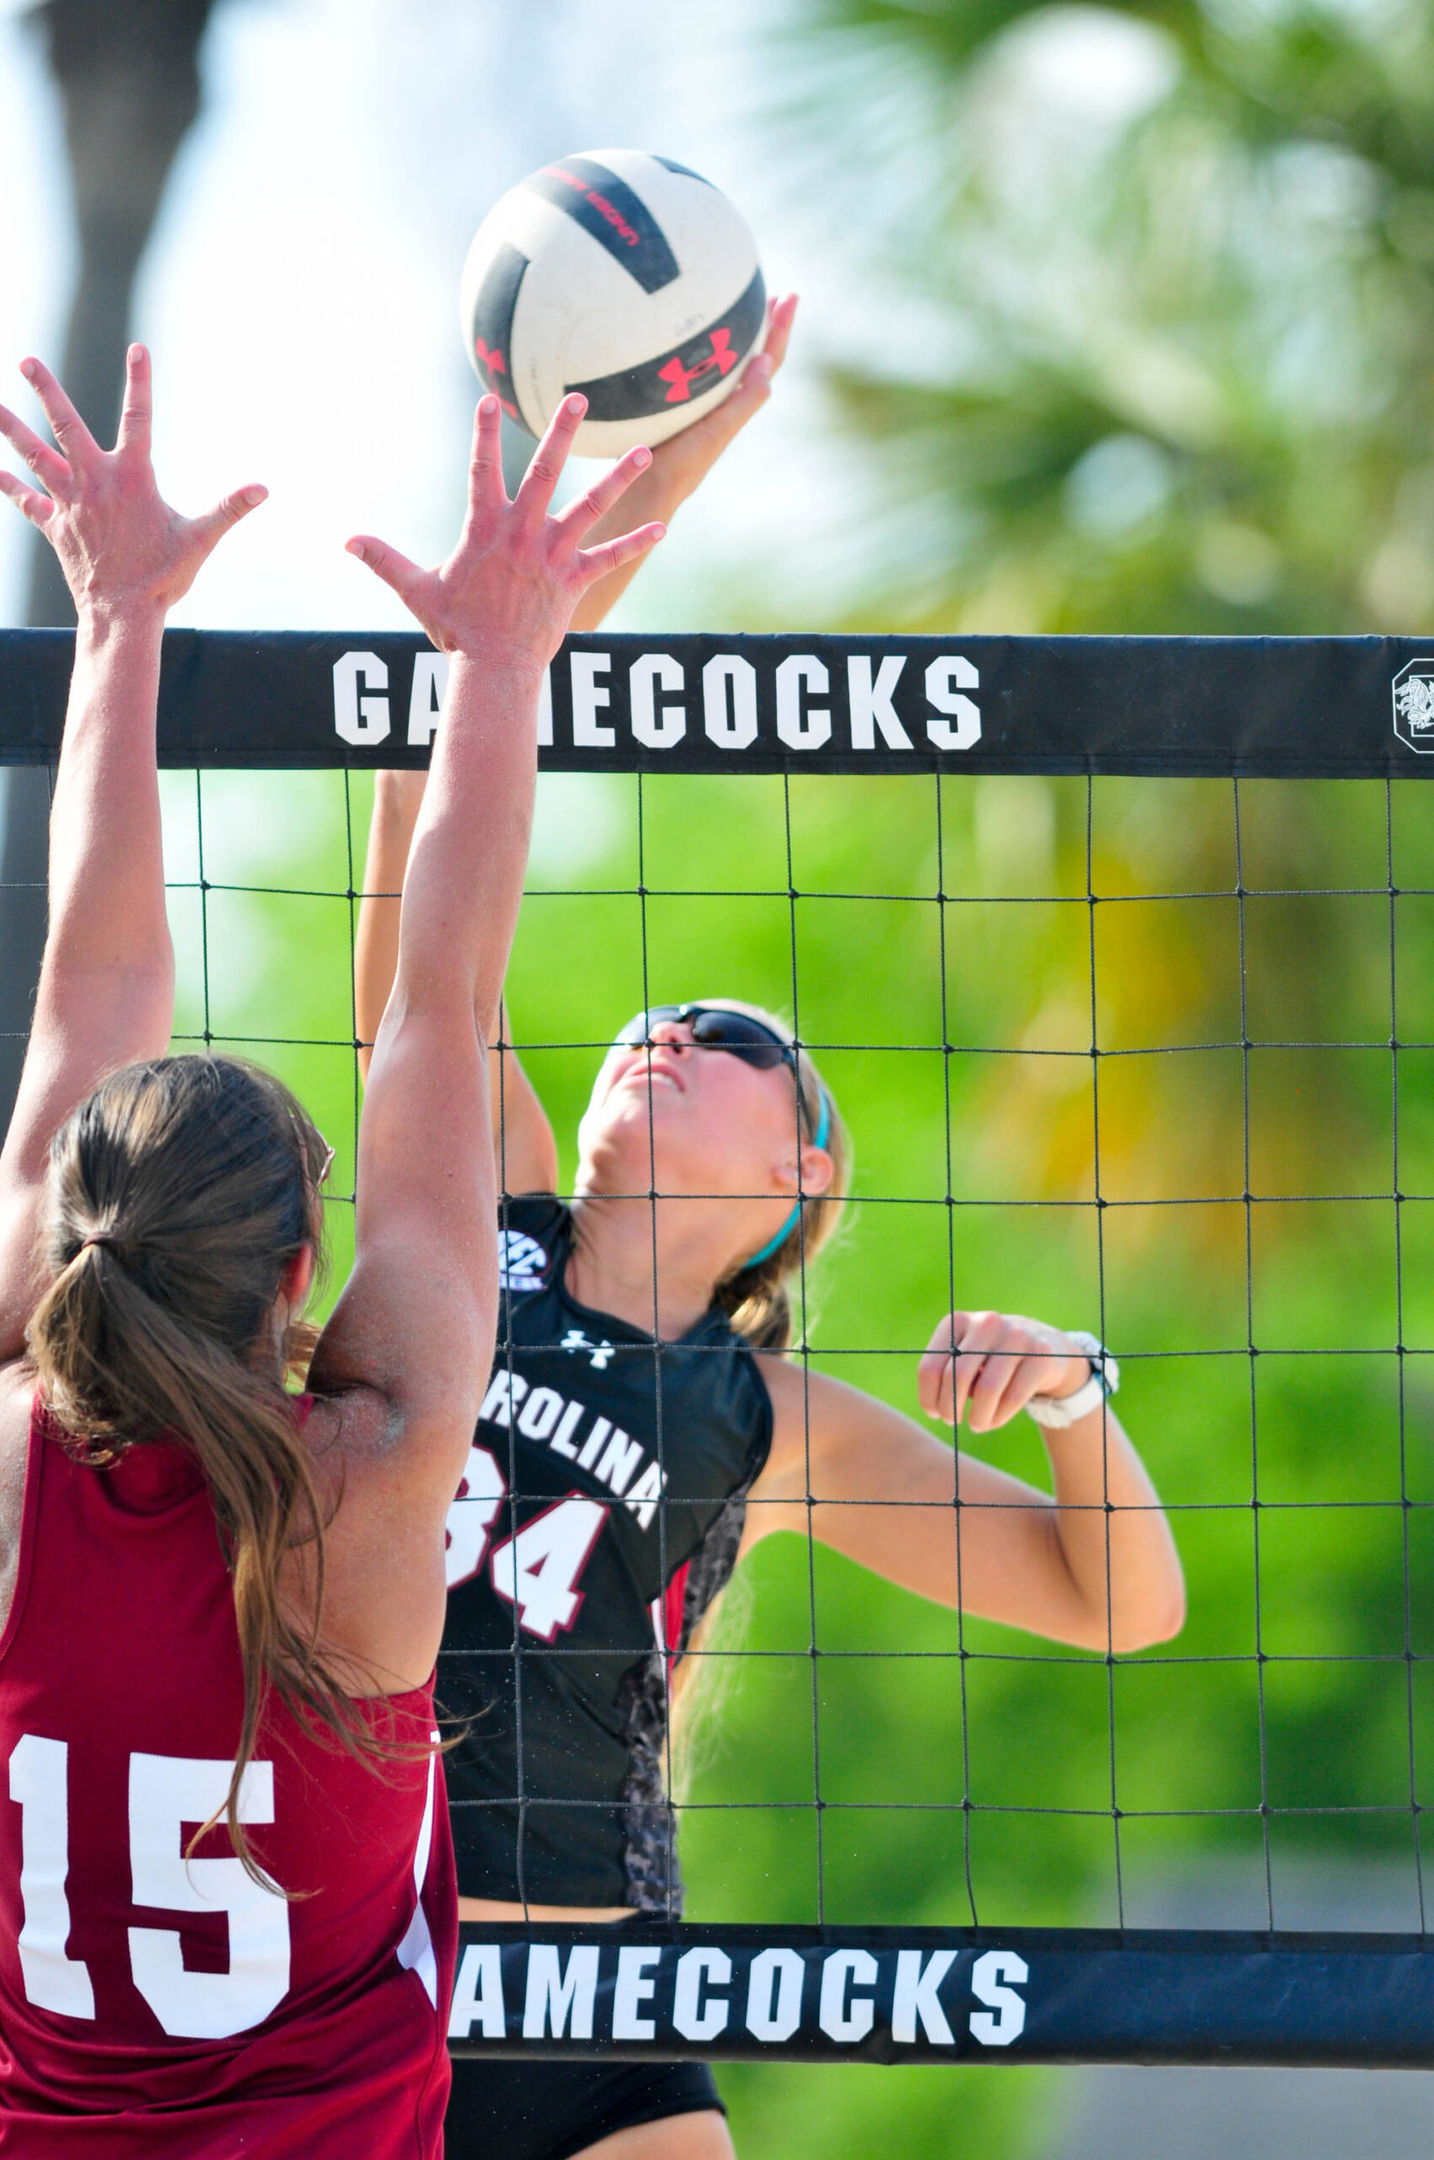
499;1230;549;1294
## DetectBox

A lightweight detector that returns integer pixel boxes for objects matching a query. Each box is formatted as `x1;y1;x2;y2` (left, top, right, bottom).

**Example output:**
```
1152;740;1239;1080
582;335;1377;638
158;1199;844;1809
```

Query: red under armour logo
474;339;518;419
658;328;739;403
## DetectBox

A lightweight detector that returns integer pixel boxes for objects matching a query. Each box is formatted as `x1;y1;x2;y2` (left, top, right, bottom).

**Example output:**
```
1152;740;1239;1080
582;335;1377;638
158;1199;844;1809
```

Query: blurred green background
74;0;1434;2151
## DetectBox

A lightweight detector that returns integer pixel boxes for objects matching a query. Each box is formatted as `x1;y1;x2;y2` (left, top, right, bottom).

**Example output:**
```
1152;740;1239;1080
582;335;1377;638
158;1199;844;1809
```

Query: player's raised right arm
308;395;662;1673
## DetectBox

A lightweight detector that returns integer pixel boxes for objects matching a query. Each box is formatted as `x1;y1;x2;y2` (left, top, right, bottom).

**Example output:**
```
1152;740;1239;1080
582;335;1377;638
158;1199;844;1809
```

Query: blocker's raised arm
352;315;795;1196
305;393;663;1678
0;347;266;1363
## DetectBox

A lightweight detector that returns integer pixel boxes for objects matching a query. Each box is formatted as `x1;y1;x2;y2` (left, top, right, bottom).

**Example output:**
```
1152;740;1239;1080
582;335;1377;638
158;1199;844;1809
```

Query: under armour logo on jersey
499;1231;549;1294
560;1328;616;1371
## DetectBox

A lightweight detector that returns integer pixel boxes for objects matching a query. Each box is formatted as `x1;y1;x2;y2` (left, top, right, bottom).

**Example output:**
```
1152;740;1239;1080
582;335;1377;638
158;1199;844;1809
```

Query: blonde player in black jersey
356;297;1185;2160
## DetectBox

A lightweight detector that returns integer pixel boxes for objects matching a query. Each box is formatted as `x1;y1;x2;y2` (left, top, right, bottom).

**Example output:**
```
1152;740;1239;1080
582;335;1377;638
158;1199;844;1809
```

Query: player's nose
647;1020;692;1050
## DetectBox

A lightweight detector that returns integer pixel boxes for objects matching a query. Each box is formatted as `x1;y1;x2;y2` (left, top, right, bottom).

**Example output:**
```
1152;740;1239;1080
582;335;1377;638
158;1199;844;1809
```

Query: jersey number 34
445;1444;607;1642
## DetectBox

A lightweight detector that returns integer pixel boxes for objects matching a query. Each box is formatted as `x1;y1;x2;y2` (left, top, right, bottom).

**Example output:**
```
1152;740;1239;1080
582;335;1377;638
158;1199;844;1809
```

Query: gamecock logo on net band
1392;658;1434;754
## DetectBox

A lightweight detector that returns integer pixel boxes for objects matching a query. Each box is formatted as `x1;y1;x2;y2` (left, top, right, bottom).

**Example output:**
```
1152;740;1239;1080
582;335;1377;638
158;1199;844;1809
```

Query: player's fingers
698;293;793;443
918;1311;970;1420
917;1352;955;1424
518;394;587;518
346;532;427;608
0;401;72;498
556;443;653;542
989;1354;1062;1429
467;395;505;510
573;520;666;585
19;358;99;470
973;1327;1062;1427
967;1351;1021;1431
762;292;799;376
922;1310;971;1360
923;1342;989;1428
950;1350;995;1426
945;1315;1010;1423
737;351;776;405
115;344;153;458
190;484;268;553
0;469;54;529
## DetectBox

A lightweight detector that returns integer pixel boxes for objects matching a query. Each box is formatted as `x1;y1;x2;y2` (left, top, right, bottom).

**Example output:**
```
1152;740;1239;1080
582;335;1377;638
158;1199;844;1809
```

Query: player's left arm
0;348;265;1363
566;292;797;633
746;1314;1185;1655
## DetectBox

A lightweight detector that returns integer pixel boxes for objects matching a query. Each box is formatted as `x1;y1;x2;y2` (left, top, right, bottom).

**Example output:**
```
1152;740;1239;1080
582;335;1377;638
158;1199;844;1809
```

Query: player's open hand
347;392;664;670
918;1311;1093;1434
0;347;266;619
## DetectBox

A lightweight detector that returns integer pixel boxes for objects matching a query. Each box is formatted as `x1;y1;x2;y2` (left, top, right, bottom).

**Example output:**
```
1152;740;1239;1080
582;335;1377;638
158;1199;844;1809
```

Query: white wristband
1025;1332;1119;1430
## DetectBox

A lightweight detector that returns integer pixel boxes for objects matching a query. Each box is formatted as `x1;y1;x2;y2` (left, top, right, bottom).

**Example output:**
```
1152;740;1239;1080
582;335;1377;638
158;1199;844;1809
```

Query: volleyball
459;150;766;457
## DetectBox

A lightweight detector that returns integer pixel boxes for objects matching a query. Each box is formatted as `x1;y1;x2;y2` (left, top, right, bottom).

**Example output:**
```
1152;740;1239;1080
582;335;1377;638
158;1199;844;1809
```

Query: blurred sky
0;0;1171;637
0;0;1166;889
0;0;843;636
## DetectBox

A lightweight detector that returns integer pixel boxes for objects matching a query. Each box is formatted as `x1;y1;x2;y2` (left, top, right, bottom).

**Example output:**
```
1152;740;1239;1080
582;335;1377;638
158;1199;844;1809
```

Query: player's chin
587;1086;692;1168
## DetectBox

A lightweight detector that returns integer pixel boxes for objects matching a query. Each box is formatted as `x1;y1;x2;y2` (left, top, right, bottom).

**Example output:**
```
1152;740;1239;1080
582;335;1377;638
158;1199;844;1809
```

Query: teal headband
745;1085;832;1270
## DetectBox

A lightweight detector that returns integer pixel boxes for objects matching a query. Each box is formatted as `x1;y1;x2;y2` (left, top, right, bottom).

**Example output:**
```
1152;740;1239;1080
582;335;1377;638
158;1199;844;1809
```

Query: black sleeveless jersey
438;1195;773;1912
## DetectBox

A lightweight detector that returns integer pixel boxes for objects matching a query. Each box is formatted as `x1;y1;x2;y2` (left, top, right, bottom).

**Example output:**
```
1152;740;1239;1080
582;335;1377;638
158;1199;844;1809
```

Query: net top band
2;628;1432;777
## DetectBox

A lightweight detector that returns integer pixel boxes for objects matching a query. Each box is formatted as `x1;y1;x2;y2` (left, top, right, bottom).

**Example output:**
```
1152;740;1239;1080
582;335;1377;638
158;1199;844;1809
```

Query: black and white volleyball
459;150;766;457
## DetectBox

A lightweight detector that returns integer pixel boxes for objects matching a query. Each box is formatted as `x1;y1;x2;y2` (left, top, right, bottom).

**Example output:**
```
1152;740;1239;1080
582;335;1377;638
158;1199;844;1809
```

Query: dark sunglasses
617;1004;796;1074
615;1004;828;1141
615;1005;833;1198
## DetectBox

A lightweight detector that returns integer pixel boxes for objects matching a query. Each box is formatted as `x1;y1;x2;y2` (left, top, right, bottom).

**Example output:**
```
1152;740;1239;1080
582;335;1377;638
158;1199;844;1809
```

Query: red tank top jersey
0;1393;457;2155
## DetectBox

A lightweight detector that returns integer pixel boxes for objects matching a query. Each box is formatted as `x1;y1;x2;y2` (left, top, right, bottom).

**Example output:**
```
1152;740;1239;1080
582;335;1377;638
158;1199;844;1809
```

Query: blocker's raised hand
918;1310;1094;1434
347;392;664;670
0;346;267;618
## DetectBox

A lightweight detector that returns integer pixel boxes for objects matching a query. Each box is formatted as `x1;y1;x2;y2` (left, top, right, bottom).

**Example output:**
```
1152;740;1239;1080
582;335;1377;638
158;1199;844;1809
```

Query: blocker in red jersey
0;345;663;2152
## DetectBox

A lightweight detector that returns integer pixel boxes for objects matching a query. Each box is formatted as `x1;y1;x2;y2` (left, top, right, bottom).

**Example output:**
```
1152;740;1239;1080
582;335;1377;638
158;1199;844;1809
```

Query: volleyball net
3;627;1434;2068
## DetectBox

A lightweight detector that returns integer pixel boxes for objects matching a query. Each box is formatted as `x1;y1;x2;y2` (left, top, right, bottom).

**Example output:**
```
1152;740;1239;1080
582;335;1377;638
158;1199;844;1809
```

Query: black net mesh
61;764;1433;1936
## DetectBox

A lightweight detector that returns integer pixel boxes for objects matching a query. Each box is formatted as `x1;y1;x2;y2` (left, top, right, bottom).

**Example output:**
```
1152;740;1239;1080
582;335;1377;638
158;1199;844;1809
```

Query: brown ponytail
26;1055;373;1888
